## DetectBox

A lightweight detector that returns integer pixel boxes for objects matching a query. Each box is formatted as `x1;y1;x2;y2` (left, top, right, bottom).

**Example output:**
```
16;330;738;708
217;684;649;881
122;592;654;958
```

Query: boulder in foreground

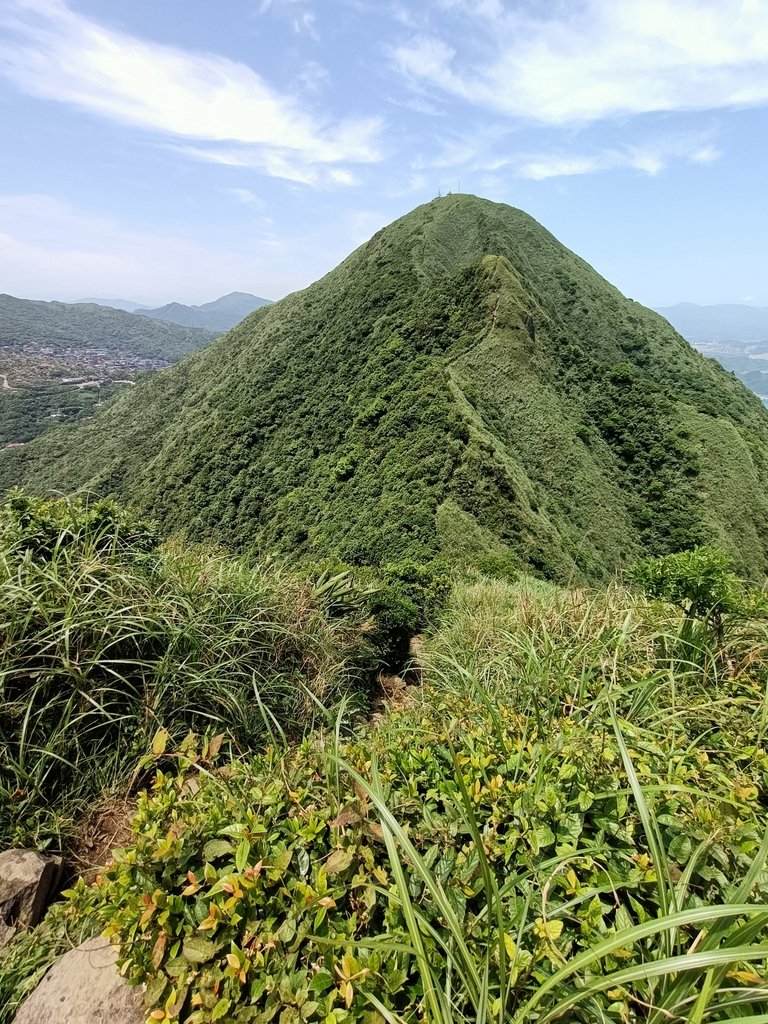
12;937;143;1024
0;850;61;950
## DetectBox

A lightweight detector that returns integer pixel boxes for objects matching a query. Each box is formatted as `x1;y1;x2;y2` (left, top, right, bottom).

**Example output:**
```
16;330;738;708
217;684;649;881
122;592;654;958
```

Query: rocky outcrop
0;849;62;949
13;937;143;1024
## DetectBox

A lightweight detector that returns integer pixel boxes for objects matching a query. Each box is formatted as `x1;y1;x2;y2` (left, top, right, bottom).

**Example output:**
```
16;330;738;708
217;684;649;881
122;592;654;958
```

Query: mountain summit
4;195;768;580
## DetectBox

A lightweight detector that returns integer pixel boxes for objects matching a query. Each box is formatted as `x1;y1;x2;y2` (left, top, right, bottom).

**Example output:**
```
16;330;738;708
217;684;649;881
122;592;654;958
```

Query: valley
0;294;220;445
656;302;768;405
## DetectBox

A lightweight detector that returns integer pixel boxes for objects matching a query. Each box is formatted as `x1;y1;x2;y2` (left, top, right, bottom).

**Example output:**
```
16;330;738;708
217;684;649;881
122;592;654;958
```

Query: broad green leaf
203;839;233;862
182;936;217;965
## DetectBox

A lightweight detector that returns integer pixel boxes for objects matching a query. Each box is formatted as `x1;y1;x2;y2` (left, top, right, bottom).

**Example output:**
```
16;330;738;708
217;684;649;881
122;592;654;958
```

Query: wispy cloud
0;0;381;186
514;137;722;180
226;188;262;205
258;0;318;36
394;0;768;123
0;193;400;303
0;193;291;302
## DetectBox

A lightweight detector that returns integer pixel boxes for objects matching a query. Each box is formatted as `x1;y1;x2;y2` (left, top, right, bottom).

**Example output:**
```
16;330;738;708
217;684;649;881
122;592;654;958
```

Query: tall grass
0;505;372;849
4;563;768;1022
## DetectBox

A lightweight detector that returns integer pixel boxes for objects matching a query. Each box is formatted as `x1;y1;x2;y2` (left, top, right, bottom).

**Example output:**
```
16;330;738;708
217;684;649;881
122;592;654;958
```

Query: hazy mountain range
137;291;271;331
655;303;768;343
71;292;272;331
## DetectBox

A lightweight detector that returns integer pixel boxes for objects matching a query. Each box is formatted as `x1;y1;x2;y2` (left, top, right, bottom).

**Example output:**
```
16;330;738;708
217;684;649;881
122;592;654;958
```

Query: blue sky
0;0;767;306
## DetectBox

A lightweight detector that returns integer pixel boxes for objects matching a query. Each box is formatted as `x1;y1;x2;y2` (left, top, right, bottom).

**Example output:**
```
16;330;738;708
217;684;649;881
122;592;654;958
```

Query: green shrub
360;559;453;668
11;575;768;1023
80;675;768;1024
629;545;767;641
474;551;519;584
1;488;158;561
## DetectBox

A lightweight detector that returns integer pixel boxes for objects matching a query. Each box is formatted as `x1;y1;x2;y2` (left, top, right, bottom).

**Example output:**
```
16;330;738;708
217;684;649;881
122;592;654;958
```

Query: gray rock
0;850;62;949
13;937;144;1024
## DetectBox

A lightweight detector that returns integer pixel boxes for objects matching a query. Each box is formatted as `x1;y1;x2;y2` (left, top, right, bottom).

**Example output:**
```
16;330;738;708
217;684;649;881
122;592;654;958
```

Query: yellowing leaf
533;918;564;942
152;728;170;756
727;970;764;985
325;847;354;876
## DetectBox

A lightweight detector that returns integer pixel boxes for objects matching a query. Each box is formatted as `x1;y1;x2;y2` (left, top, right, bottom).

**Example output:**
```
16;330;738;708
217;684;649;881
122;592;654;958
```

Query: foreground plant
72;640;768;1024
5;568;768;1023
0;492;373;850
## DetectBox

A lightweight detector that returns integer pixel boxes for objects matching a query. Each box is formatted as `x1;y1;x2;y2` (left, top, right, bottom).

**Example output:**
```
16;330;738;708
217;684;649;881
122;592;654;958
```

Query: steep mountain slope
3;195;768;580
0;294;217;360
139;291;271;331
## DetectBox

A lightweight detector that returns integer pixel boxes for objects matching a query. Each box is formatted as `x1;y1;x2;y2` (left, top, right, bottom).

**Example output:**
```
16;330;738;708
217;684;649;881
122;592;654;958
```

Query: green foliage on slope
4;196;768;580
7;574;768;1024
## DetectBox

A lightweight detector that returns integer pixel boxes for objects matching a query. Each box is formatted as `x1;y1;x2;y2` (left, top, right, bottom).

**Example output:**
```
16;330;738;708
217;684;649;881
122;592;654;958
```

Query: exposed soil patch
66;795;136;882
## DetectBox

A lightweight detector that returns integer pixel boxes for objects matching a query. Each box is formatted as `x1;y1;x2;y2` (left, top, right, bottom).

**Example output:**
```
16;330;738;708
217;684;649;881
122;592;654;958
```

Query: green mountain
3;195;768;580
139;291;272;331
0;293;217;360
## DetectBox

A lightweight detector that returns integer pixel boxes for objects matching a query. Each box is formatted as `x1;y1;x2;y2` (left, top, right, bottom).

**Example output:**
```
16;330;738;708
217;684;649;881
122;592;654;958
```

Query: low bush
361;558;453;668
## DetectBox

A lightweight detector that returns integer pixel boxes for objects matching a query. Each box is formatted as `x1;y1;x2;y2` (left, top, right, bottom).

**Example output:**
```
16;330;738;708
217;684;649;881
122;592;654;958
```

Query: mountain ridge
0;293;217;361
3;194;768;580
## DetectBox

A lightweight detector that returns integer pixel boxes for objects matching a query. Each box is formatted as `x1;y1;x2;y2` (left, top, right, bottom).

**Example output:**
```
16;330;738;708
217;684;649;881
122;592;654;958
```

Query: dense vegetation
4;196;768;579
0;375;130;445
0;293;217;361
2;498;768;1022
0;493;378;850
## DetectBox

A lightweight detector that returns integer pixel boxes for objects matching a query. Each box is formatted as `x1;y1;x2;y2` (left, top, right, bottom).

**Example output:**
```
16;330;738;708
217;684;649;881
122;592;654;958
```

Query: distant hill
5;196;768;579
0;294;217;447
75;298;149;312
139;291;272;331
0;294;217;362
655;303;768;342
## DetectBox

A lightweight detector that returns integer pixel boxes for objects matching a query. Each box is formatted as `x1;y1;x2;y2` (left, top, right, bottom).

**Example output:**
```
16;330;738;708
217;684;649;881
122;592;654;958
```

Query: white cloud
0;193;399;305
394;0;768;123
690;144;722;164
0;0;380;186
515;138;722;180
226;188;261;205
